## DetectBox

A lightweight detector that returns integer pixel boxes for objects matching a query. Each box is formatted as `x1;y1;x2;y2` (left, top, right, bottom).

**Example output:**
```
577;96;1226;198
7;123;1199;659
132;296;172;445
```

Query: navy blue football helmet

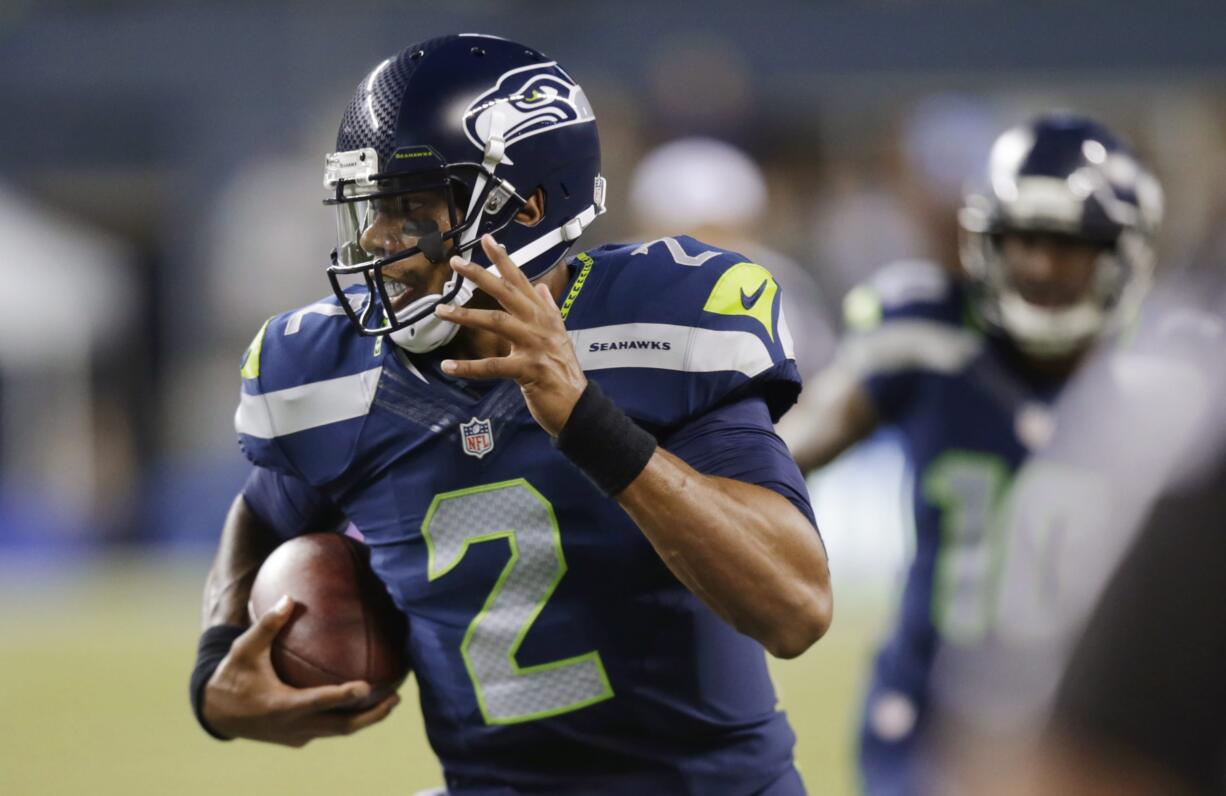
958;114;1163;357
324;34;604;352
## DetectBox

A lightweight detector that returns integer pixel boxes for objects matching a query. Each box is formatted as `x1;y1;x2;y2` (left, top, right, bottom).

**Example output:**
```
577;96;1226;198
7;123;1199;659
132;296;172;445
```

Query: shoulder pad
566;237;801;424
569;236;779;331
838;261;982;379
843;259;960;332
234;291;382;482
239;290;376;393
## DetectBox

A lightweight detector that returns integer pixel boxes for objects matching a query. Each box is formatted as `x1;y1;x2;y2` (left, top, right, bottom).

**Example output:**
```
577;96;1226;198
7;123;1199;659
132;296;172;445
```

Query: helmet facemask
961;226;1139;359
958;132;1161;360
324;148;528;351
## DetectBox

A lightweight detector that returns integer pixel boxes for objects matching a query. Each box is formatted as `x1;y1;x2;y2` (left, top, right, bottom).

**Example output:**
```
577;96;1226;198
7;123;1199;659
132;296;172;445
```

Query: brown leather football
249;533;409;707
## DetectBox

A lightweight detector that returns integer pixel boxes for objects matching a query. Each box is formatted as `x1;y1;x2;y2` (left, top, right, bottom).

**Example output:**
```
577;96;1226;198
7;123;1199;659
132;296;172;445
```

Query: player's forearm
201;496;283;628
617;448;832;658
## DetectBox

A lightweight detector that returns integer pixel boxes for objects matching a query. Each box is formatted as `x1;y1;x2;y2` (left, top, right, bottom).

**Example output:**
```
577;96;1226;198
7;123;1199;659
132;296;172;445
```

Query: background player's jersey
929;283;1226;738
838;261;1068;788
234;236;808;795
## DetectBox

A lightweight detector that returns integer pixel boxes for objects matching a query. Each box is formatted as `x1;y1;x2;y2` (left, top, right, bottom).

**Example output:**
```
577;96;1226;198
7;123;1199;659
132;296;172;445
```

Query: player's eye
400;217;439;237
373;195;426;217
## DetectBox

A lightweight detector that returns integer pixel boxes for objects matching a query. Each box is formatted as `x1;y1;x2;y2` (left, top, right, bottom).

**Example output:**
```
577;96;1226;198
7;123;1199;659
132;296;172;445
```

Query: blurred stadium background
1;1;1224;793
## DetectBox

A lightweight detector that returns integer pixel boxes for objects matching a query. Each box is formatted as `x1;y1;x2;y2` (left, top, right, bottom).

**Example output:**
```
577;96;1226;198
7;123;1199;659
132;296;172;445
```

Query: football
249;533;410;707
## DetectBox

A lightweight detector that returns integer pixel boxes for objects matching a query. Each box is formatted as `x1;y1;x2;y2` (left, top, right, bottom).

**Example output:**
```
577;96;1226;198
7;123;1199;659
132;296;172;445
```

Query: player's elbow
762;580;833;660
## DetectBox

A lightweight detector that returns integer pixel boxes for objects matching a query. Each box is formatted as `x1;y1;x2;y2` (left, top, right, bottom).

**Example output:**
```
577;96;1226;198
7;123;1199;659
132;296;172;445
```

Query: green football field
0;554;888;795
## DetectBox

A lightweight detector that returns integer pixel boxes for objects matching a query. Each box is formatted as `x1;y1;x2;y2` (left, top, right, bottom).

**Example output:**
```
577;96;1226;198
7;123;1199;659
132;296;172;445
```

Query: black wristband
555;380;657;496
190;624;245;741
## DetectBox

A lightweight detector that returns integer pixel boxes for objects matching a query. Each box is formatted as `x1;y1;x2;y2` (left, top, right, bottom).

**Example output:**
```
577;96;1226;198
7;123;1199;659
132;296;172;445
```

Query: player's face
359;188;456;310
998;231;1108;308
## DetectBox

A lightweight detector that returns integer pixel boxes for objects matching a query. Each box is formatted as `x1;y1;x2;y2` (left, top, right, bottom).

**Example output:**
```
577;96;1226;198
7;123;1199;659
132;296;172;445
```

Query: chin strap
508;203;601;267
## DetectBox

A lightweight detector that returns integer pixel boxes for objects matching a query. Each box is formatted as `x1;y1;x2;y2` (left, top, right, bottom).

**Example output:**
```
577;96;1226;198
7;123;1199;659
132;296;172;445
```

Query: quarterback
190;34;831;795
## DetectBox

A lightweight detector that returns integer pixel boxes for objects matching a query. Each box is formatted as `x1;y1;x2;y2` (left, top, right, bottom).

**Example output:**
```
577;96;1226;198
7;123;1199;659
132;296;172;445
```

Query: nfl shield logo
460;417;495;459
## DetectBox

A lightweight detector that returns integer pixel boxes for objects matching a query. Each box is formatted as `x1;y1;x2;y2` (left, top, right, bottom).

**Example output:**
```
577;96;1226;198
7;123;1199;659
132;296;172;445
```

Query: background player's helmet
323;34;604;352
958;114;1164;357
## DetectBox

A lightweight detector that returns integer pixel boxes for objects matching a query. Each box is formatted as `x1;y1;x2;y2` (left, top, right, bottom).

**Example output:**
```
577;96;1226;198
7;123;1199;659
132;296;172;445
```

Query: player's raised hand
436;234;587;436
202;595;400;747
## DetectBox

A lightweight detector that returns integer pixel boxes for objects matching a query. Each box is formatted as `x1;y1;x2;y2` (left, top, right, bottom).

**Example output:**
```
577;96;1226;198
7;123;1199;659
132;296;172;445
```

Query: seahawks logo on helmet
463;62;595;163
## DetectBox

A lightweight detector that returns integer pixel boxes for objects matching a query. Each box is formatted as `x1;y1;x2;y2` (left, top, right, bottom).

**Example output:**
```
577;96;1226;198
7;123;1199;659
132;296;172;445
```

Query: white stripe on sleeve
571;322;777;377
235;366;383;439
840;320;982;377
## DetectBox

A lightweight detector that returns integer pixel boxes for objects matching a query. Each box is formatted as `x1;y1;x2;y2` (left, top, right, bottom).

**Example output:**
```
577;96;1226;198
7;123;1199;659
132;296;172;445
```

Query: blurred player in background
190;34;831;795
777;114;1163;795
935;274;1226;795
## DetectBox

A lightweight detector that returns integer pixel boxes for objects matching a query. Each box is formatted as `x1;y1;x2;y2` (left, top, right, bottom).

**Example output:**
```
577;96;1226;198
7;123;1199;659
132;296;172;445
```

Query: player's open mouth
381;275;420;312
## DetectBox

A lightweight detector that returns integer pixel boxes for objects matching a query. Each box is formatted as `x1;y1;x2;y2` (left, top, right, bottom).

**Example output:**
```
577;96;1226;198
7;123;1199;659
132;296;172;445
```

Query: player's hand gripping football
436;234;587;436
202;596;400;747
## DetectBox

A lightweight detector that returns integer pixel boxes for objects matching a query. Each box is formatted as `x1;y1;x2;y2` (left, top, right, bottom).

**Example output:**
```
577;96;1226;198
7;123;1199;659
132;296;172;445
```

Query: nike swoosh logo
741;280;769;310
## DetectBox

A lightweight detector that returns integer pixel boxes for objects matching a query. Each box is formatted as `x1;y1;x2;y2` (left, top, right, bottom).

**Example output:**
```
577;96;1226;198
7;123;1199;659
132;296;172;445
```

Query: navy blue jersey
233;236;810;795
839;261;1069;793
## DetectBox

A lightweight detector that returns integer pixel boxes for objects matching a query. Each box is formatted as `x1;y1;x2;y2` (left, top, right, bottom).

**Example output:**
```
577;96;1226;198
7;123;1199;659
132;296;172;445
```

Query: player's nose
360;215;403;259
1024;245;1062;280
1019;249;1086;306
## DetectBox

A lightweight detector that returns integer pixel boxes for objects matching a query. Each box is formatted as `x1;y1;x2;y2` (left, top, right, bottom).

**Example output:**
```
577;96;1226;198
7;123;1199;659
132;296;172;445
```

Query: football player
776;114;1163;795
190;34;831;795
940;271;1226;795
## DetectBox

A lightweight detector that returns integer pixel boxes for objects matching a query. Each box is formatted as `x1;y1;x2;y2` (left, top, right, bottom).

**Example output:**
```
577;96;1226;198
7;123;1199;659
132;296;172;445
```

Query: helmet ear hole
515;188;547;228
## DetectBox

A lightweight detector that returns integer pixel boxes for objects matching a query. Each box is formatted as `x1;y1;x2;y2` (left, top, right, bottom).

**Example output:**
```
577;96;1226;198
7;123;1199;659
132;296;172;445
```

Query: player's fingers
535;283;566;321
434;304;531;343
450;255;531;315
282;680;374;718
482;234;534;293
230;595;295;660
314;692;402;737
440;354;522;381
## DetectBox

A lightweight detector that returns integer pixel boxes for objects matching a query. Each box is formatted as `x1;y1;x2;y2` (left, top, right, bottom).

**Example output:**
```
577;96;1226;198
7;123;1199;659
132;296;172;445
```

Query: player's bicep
664;394;818;531
241;466;345;541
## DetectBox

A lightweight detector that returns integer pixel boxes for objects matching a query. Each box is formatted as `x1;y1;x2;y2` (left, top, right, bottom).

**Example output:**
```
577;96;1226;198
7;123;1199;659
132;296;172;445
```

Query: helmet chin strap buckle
508;204;600;267
562;216;585;242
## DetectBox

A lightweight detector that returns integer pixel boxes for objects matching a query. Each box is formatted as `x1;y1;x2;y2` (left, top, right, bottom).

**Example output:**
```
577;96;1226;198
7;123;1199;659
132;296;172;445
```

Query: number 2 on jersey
421;479;614;724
